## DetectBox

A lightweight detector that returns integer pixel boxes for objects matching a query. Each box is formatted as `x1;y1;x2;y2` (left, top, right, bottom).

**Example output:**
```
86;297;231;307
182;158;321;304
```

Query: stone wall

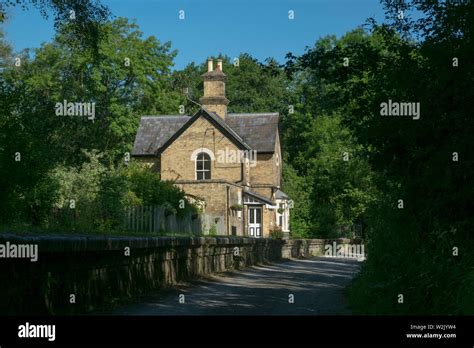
250;130;281;188
175;181;244;235
282;238;353;258
159;114;281;201
161;117;242;182
0;234;358;315
0;234;284;315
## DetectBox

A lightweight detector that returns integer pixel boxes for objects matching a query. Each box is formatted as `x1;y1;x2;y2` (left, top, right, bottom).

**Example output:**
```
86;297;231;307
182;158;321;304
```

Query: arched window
196;152;211;180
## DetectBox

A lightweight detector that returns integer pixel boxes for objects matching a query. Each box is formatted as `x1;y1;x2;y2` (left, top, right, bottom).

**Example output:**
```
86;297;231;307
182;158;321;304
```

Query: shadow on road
104;256;361;316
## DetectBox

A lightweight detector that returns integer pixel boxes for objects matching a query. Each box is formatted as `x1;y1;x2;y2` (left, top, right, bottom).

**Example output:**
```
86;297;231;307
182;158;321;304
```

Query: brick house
131;58;292;238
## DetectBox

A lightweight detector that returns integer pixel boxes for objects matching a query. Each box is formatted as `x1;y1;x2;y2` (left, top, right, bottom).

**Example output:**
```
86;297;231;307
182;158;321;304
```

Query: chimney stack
207;58;213;72
200;57;229;120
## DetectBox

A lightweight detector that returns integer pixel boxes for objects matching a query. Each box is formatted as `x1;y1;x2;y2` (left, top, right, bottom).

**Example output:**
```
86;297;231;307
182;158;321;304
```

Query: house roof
155;108;252;155
202;108;251;151
275;189;290;200
227;113;279;153
132;116;190;156
132;110;279;156
243;190;275;205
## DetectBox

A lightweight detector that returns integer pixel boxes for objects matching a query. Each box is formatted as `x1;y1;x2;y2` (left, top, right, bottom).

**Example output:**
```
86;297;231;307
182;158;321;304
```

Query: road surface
108;256;361;315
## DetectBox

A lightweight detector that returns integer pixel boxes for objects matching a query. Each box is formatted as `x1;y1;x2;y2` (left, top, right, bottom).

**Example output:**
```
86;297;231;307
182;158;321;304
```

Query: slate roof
132;116;190;156
244;190;275;205
227;113;279;153
202;108;252;151
275;189;290;200
132;110;279;156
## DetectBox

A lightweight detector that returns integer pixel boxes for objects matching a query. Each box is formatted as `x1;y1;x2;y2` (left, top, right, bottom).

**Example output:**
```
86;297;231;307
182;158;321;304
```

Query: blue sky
2;0;387;69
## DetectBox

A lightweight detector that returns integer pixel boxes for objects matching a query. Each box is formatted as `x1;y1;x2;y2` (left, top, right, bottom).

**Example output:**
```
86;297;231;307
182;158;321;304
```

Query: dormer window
196;152;211;180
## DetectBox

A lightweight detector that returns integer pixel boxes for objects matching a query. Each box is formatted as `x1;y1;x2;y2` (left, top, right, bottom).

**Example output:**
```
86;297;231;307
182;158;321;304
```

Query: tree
0;18;182;225
281;163;311;238
282;29;379;238
0;0;111;51
337;1;473;314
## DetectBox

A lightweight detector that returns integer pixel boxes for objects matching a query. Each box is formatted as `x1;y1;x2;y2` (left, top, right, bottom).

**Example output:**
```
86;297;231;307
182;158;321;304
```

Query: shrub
125;162;197;217
208;224;217;236
13;157;201;234
269;226;284;239
230;203;243;211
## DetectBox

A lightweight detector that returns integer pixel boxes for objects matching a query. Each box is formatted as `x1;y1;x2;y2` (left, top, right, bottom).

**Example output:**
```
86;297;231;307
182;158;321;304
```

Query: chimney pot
217;59;223;71
207;58;213;72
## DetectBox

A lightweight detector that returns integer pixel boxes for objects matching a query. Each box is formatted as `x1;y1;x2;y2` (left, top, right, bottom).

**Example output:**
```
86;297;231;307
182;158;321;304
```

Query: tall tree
282;29;379;238
339;0;473;314
0;0;110;51
0;18;181;224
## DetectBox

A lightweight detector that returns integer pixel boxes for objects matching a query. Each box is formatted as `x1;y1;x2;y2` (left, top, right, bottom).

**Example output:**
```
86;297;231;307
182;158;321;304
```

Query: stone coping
0;234;356;253
285;238;355;244
0;234;284;253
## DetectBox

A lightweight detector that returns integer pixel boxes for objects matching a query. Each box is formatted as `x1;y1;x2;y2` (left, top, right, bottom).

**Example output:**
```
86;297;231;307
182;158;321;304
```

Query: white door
248;207;262;238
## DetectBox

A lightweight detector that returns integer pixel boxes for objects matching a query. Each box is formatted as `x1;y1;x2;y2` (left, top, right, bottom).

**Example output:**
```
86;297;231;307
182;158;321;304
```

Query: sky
2;0;388;70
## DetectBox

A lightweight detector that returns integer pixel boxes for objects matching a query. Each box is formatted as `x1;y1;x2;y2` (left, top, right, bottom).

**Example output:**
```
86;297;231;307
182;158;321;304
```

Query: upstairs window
196;152;211;180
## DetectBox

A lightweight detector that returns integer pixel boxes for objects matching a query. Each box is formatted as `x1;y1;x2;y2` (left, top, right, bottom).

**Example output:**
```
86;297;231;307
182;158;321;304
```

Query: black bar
0;316;472;346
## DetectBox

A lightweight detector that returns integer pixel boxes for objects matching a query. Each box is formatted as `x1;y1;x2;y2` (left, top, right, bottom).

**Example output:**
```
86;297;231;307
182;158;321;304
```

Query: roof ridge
228;112;279;116
201;108;252;149
141;115;191;119
133;109;279;157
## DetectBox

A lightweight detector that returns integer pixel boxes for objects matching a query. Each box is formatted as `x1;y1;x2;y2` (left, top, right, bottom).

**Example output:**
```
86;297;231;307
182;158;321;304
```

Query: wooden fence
124;205;203;235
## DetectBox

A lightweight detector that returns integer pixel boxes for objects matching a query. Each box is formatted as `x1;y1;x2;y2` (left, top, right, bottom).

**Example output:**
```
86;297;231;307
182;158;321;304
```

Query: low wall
0;234;284;315
282;238;354;258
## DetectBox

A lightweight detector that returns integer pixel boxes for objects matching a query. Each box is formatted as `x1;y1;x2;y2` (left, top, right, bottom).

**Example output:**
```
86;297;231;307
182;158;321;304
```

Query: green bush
208;225;217;236
347;195;474;315
269;226;284;239
125;163;196;217
0;155;200;235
